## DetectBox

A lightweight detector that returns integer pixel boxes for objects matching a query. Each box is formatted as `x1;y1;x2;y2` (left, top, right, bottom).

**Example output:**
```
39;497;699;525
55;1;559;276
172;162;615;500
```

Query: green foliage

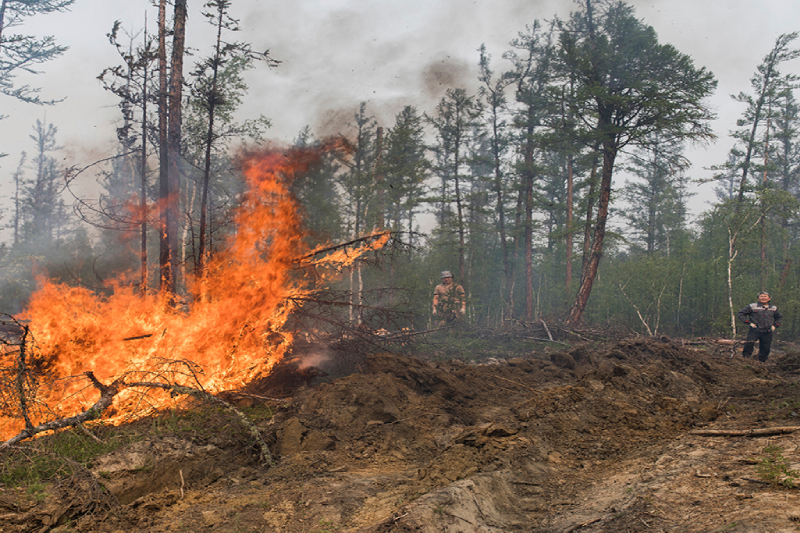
754;445;800;488
0;0;74;108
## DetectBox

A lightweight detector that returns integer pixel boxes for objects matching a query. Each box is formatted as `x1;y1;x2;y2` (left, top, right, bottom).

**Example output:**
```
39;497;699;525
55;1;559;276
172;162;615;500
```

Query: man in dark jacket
738;292;782;362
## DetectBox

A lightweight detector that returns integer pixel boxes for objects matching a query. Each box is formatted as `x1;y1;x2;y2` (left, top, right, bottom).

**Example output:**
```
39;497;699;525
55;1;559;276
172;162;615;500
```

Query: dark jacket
738;302;782;331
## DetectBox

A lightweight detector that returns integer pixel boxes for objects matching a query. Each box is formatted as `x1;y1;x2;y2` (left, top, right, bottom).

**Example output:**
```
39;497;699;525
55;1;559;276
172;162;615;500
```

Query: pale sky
2;0;800;234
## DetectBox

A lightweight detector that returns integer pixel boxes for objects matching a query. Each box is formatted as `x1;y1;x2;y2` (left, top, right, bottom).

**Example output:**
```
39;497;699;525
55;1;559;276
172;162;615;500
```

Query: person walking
738;291;782;363
433;271;465;326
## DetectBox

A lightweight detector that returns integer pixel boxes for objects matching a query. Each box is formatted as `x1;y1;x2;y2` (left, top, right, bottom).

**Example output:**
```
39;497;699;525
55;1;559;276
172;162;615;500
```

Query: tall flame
1;145;384;440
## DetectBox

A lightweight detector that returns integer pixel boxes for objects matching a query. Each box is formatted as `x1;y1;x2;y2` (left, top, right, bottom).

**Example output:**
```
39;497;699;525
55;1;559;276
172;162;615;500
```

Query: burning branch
296;230;393;264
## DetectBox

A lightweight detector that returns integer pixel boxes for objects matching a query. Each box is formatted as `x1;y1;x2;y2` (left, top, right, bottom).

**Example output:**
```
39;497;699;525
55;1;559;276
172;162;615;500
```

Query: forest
2;0;800;342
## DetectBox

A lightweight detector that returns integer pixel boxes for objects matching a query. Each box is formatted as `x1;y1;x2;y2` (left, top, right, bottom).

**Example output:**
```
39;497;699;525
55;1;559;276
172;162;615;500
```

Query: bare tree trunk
492;125;510;319
760;113;771;289
12;154;25;246
373;126;384;230
157;0;171;292
524;124;534;321
506;182;524;319
567;141;615;326
163;0;187;295
197;3;224;281
565;153;574;288
0;0;7;44
581;150;599;276
727;227;738;338
140;19;149;293
453;141;466;282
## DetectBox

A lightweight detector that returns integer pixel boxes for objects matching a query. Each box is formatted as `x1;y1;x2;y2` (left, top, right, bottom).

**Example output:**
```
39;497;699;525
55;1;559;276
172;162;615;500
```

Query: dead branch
690;427;800;437
14;325;33;432
539;319;554;341
524;336;569;346
125;381;274;464
564;516;602;532
552;326;596;341
2;372;275;465
618;282;653;336
1;371;120;450
489;374;542;394
376;327;451;340
122;334;154;342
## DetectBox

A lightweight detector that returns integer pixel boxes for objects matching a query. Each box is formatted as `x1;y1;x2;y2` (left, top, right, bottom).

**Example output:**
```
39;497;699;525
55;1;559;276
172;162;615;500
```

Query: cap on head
441;271;452;279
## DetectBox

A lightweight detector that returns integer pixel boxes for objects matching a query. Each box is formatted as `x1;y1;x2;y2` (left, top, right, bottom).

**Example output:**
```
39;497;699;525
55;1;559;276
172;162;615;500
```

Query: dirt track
3;338;800;532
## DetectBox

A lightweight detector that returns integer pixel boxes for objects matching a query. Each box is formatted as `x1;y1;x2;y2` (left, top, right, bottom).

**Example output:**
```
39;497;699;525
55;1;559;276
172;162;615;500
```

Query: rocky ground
3;335;800;532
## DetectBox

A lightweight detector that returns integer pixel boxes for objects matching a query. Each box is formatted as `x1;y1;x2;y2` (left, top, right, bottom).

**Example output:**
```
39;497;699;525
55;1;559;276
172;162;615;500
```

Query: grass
411;326;553;362
0;402;275;492
311;519;341;533
0;423;135;488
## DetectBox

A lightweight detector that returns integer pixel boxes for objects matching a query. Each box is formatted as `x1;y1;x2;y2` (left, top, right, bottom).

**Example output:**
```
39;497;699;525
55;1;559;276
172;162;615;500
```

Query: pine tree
729;32;800;204
558;0;717;325
383;105;429;243
0;0;73;108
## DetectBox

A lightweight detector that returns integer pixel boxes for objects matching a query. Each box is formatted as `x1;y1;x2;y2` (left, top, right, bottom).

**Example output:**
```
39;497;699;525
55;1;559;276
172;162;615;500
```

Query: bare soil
4;336;800;533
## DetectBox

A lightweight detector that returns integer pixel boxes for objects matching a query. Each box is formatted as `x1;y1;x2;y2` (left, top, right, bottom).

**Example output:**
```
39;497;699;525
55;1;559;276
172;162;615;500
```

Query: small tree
187;0;278;281
426;88;483;283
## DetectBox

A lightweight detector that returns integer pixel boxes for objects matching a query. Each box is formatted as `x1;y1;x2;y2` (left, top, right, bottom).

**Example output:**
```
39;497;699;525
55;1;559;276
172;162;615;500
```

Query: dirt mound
4;338;800;532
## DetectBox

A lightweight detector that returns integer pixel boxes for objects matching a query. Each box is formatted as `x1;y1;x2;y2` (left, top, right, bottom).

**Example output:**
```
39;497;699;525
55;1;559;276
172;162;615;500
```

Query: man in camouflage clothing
433;271;465;326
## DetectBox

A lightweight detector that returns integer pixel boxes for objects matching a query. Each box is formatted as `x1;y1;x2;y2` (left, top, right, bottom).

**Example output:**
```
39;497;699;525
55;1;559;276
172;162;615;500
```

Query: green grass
0;423;135;488
411;326;554;362
0;402;275;490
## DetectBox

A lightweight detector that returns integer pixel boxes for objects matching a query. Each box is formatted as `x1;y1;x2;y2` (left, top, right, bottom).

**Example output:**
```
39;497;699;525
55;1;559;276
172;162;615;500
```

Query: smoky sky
1;0;799;228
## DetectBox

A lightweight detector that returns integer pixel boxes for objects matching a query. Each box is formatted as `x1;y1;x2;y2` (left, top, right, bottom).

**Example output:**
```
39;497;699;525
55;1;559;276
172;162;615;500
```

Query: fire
1;145;385;441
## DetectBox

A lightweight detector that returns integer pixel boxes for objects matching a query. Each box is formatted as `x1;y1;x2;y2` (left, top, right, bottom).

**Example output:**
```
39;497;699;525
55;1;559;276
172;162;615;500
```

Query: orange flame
1;145;383;441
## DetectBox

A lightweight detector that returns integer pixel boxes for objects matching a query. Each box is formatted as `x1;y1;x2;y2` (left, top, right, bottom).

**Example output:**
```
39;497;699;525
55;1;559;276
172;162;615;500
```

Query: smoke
297;348;332;371
1;0;799;249
420;56;473;100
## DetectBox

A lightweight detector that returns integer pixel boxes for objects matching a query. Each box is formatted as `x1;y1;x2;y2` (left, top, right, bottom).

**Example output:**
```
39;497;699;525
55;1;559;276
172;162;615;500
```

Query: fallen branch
539;319;554;341
690;426;800;437
122;381;274;465
524;336;569;346
563;516;602;532
2;373;275;465
1;371;120;450
122;334;154;342
489;374;542;394
617;282;653;336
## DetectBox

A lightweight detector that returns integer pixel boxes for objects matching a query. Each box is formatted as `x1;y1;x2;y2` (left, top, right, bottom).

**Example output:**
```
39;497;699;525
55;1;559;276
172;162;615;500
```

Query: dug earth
4;338;800;532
